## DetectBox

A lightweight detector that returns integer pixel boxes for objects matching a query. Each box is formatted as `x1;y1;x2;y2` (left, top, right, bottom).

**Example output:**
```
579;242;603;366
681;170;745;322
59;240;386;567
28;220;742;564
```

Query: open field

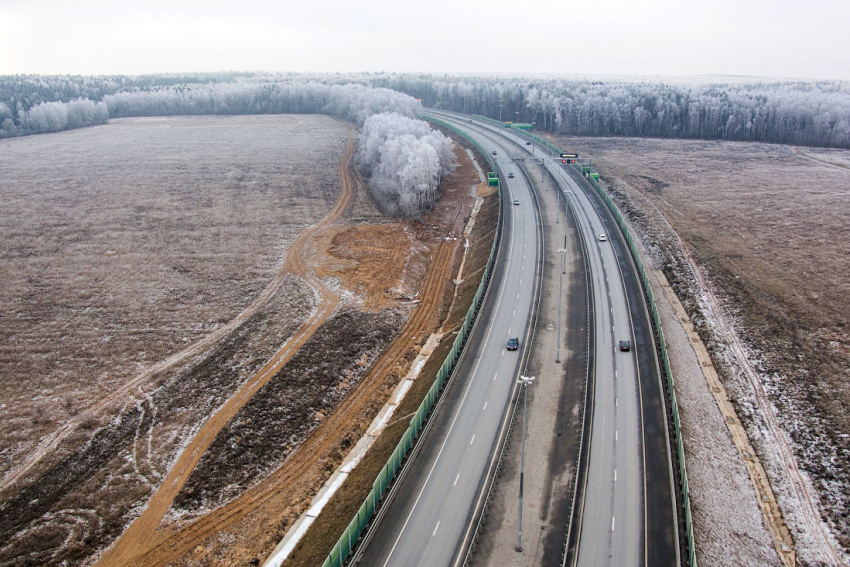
0;115;352;565
96;141;484;567
555;134;850;565
0;112;485;566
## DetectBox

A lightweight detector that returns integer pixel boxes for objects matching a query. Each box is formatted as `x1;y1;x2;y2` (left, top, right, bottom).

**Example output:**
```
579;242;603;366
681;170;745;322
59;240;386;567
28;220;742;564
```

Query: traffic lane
538;157;643;566
454;110;674;566
360;122;540;566
560;163;677;566
357;168;521;565
397;180;537;566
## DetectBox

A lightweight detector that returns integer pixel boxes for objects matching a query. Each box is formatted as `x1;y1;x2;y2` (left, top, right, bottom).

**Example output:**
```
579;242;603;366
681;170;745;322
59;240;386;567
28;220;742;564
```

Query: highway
442;112;679;567
355;115;543;567
355;111;677;567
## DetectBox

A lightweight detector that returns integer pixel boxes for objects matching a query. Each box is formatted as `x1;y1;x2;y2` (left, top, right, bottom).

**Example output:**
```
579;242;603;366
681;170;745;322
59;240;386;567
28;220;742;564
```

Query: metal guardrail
319;115;502;567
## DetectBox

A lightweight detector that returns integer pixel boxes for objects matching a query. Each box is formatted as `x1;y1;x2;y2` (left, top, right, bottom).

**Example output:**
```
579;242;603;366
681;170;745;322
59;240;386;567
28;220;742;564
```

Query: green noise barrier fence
320;116;501;567
571;161;697;567
470;114;696;565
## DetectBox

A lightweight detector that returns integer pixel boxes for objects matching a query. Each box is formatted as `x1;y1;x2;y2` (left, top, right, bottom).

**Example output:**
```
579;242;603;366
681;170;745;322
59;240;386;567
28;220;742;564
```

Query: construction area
0;115;498;567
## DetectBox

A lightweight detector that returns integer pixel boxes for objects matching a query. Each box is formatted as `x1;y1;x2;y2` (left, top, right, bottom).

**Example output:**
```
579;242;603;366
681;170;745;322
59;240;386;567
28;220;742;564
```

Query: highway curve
96;125;475;567
357;111;679;567
355;114;544;567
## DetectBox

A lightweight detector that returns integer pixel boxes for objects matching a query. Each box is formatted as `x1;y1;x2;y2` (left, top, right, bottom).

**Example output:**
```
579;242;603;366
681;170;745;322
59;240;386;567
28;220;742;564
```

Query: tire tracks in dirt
95;125;356;567
0;128;356;496
792;147;850;172
102;163;470;567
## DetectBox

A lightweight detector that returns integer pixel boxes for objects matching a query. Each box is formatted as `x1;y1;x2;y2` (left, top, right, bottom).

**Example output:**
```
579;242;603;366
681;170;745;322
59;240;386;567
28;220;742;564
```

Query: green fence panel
322;113;505;567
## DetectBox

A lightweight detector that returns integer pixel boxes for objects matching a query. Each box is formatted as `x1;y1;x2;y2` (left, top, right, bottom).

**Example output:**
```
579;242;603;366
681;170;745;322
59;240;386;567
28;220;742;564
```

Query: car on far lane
526;141;532;145
599;234;607;242
619;340;631;352
492;150;497;155
507;337;519;351
508;172;514;178
513;199;520;205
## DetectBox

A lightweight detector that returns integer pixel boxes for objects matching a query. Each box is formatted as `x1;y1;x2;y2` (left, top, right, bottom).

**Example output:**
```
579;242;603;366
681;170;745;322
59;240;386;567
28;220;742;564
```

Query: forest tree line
3;73;850;148
0;76;455;219
368;74;850;149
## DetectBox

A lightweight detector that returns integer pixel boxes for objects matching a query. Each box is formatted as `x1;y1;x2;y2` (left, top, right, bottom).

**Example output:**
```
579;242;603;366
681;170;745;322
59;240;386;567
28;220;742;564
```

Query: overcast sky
1;0;848;81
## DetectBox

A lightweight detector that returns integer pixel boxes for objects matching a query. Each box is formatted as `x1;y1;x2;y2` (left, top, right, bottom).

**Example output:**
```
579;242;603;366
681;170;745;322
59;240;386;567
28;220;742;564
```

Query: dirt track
95;126;357;567
0;123;352;497
95;139;473;567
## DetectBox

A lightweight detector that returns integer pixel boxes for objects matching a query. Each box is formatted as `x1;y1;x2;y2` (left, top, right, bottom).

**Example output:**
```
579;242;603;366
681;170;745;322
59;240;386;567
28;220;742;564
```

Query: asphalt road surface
447;113;678;567
356;116;543;567
356;112;677;567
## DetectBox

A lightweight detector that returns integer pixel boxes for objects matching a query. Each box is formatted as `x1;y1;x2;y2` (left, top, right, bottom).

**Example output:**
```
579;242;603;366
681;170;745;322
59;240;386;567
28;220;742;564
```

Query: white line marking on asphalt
615;430;619;441
616;397;619;407
470;434;475;445
519;279;522;284
454;474;460;486
517;293;520;298
433;521;440;536
614;469;617;482
513;310;516;315
501;350;505;357
483;402;488;411
494;373;498;381
381;199;518;566
612;517;616;532
615;370;618;378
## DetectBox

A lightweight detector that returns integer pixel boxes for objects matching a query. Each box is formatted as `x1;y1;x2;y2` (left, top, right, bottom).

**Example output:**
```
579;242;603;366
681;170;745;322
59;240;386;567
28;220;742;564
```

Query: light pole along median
515;375;536;552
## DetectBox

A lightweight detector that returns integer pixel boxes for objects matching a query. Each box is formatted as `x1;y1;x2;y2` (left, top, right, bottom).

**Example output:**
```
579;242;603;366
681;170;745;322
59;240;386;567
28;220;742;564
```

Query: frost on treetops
356;112;456;218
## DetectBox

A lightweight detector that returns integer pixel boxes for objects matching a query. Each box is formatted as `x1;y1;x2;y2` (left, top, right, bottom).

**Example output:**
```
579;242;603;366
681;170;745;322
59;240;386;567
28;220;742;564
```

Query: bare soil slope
105;144;479;567
556;135;850;565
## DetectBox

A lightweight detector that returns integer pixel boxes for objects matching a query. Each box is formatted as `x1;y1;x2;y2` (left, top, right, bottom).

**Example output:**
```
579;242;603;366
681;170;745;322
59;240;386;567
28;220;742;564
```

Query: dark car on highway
619;340;631;352
507;337;519;351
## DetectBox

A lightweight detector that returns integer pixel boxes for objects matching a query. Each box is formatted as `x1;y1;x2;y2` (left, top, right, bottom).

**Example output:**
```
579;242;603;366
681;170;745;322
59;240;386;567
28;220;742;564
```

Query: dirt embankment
94;142;485;567
282;159;499;567
555;135;850;566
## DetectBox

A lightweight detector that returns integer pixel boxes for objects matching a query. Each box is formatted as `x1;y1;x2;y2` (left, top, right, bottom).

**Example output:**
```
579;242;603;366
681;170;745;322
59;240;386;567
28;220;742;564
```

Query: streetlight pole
499;105;503;139
556;249;566;363
514;111;520;146
516;375;536;552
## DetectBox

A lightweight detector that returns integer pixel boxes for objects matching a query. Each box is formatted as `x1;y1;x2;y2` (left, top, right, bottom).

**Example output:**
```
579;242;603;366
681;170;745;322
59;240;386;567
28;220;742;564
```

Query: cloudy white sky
1;0;848;80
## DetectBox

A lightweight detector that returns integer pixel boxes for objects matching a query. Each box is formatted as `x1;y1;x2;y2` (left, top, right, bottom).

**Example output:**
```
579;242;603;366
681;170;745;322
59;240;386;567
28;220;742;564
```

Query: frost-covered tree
357;113;455;217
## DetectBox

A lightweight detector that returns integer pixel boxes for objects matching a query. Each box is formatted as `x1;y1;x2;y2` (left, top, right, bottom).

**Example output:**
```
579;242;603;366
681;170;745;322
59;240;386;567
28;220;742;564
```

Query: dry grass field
556;134;850;564
0;114;484;567
0;115;349;565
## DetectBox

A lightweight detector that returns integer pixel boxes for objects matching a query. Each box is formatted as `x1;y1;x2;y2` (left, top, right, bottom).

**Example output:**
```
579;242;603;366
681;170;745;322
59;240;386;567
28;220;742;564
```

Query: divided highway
354;111;678;567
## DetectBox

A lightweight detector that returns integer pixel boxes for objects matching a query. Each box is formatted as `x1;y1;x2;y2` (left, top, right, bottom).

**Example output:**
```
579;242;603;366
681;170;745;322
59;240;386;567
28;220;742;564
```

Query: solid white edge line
380;176;518;567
